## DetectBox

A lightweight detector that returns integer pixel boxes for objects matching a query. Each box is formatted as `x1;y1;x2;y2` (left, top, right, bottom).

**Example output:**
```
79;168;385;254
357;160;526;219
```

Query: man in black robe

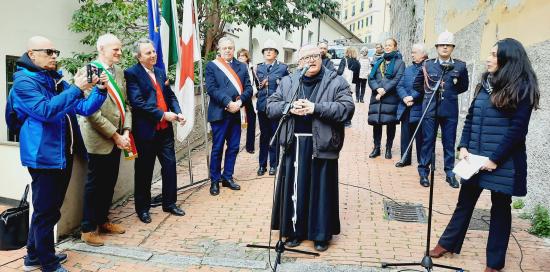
266;44;355;252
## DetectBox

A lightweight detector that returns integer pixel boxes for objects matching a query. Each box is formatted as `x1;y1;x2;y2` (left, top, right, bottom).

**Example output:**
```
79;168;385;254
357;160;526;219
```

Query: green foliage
528;205;550;238
512;199;525;209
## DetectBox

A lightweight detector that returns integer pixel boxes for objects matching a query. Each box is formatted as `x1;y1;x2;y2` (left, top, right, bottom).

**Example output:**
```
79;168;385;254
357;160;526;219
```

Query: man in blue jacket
255;39;289;176
125;39;186;224
414;31;469;188
205;37;253;196
6;36;107;272
395;43;426;169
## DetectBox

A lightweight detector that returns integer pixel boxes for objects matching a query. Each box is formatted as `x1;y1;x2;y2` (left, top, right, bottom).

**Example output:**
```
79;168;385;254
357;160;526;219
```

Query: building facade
338;0;391;44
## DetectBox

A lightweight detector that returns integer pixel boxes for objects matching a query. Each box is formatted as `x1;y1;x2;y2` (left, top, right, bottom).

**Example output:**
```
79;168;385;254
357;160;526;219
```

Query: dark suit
205;58;253;182
256;60;289;168
124;64;181;213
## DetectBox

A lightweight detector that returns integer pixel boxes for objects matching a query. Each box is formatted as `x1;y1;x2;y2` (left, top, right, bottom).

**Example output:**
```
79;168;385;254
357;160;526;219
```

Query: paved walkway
1;101;549;272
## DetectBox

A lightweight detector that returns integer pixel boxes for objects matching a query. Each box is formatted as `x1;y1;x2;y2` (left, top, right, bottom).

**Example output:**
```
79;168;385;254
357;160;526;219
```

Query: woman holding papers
429;38;540;272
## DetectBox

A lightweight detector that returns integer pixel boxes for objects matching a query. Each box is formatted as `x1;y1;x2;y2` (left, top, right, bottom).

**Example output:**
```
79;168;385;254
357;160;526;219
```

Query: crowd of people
5;29;540;271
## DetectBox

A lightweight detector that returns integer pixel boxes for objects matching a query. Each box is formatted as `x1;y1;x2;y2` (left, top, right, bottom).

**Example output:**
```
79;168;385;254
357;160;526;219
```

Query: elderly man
77;34;131;246
6;36;106;272
205;37;253;196
125;39;186;224
395;43;427;169
318;41;335;71
267;44;354;252
414;31;469;188
255;39;289;176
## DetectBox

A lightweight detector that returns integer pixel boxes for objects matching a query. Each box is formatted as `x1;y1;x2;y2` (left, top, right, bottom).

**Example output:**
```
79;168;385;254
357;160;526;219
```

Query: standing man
125;38;186;224
7;36;106;272
318;42;335;71
78;34;131;246
395;43;427;169
205;37;253;196
414;31;469;188
255;39;289;176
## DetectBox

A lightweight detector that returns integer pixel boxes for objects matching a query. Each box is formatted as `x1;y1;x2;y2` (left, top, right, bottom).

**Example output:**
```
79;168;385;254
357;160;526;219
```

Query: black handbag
0;185;30;250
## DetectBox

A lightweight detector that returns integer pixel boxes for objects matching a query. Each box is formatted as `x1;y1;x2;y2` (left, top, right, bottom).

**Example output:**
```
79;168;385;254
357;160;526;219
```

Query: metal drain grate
468;209;490;231
383;200;426;223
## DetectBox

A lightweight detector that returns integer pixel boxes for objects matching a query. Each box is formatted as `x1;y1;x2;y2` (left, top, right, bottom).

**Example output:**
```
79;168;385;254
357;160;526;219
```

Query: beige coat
77;63;132;155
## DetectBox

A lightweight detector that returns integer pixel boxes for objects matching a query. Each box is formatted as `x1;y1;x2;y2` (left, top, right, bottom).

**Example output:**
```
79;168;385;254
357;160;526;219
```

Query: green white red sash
212;57;247;128
91;61;138;160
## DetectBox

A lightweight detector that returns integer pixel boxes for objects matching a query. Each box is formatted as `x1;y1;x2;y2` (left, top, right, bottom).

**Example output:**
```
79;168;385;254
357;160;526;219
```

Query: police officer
414;31;469;188
255;39;289;176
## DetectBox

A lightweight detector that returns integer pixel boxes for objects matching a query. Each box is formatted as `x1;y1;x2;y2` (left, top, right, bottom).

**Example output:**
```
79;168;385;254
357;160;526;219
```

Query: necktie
267;64;272;73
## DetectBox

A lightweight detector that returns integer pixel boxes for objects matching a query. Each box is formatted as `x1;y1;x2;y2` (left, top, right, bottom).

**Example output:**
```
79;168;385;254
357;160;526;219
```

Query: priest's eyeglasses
300;54;321;62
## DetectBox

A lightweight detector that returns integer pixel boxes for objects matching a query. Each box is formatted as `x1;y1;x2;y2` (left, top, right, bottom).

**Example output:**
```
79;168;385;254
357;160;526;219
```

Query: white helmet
435;30;455;46
262;39;279;54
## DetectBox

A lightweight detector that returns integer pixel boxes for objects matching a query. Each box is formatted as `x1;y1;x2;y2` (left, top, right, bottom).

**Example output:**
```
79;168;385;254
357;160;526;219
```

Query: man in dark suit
205;37;253;196
125;38;186;223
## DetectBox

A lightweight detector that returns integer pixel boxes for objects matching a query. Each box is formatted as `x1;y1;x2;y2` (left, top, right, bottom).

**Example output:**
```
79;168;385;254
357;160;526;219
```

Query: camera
86;64;104;84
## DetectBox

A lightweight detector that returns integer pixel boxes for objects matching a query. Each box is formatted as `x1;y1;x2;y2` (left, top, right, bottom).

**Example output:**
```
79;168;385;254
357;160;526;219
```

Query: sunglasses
32;49;61;56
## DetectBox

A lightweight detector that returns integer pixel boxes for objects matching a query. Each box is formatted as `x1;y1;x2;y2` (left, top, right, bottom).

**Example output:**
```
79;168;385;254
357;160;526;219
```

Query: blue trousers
438;182;512;270
417;117;457;177
27;157;73;272
134;128;178;213
245;102;256;152
258;111;278;168
210;117;241;182
399;109;423;164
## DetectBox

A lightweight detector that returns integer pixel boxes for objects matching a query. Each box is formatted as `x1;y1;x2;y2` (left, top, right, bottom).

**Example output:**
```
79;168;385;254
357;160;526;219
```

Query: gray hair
132;38;154;59
217;37;235;48
412;43;428;57
96;33;120;51
298;44;321;59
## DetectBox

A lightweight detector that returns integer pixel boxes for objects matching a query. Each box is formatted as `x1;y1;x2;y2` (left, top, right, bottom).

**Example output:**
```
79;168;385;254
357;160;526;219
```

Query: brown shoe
99;222;126;234
484;267;499;272
429;244;450;258
81;231;104;247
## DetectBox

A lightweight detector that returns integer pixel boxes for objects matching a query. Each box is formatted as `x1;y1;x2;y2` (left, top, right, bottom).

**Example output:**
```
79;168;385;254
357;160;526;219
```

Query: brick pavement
1;101;549;272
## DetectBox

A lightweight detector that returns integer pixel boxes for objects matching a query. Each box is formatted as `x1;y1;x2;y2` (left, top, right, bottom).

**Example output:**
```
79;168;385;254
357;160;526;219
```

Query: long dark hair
482;38;540;110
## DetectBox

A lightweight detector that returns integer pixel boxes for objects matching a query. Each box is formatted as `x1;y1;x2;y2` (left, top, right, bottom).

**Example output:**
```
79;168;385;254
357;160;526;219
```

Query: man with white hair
267;44;354;252
395;43;427;169
6;36;106;272
205;37;253;196
77;33;132;246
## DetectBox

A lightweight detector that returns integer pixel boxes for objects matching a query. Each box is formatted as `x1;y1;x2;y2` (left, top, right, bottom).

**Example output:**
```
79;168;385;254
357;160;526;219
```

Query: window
349;25;352;31
352;24;355;31
364;36;368;43
360;1;364;12
285;29;292;41
308;31;314;43
366;17;369;26
352;5;355;16
344;10;348;20
368;36;372;43
369;0;373;8
370;16;373;25
6;55;19;142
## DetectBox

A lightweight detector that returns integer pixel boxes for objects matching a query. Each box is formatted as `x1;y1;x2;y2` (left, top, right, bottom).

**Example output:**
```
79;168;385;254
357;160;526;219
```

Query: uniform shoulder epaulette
453;58;465;64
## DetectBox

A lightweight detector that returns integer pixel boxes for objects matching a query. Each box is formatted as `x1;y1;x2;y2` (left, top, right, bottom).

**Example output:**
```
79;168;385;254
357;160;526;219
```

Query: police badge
453;77;458;85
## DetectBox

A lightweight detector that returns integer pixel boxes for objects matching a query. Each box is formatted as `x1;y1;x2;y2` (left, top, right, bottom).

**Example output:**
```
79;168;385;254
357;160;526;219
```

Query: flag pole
193;0;210;178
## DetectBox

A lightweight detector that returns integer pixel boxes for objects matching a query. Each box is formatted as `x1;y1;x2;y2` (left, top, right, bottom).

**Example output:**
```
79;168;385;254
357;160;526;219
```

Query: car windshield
328;48;345;59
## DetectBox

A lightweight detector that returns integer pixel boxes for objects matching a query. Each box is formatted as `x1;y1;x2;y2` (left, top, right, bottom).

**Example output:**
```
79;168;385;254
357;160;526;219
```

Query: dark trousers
81;147;121;232
245;102;256;152
258;111;278;168
27;157;73;272
399;110;423;164
373;123;396;148
210;117;241;182
438;182;512;270
134;128;178;213
356;79;367;101
417;117;458;177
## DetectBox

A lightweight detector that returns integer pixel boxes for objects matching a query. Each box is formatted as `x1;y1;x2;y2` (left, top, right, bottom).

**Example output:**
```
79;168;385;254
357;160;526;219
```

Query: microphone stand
246;71;319;271
382;65;463;271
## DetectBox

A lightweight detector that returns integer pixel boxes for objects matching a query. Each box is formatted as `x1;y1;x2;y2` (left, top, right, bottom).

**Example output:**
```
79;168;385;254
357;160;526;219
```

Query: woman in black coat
429;38;540;272
337;47;360;127
367;38;405;159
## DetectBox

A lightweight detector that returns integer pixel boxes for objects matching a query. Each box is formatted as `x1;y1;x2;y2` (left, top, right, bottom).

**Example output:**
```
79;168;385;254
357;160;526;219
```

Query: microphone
300;65;310;77
441;62;454;72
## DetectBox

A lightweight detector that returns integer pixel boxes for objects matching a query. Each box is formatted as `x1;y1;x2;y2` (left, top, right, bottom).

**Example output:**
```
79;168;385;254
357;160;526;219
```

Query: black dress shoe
395;161;411;168
314;240;329;252
419;176;430;187
284;237;302;248
210;181;220;196
385;149;392;159
163;205;185;216
369;147;381;158
221;178;241;190
446;176;460;188
246;149;255;154
269;166;277;176
138;212;152;224
257;166;267;176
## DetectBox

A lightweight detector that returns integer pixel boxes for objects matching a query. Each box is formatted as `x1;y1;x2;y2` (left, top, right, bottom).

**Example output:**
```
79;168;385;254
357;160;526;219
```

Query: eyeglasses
32;49;60;56
300;54;321;62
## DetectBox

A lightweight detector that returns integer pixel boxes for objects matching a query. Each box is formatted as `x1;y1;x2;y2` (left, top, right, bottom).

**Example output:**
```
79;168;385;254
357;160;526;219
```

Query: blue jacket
396;62;424;122
205;58;253;122
413;58;469;119
458;85;533;196
124;63;181;141
255;60;288;112
6;53;107;169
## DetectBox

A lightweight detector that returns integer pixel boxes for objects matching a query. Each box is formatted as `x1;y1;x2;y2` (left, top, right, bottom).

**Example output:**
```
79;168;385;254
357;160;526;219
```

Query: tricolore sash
212;57;247;128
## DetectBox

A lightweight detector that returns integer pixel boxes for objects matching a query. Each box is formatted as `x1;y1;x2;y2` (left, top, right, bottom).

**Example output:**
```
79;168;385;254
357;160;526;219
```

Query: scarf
369;51;400;79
